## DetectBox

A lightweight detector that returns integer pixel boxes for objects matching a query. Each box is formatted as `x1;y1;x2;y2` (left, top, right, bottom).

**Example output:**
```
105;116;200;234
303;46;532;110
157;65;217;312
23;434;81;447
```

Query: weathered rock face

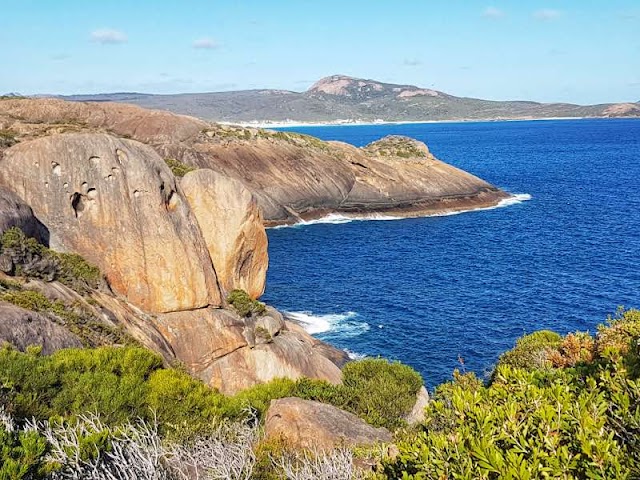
181;169;268;299
0;100;510;226
0;302;83;354
0;133;221;313
154;307;342;395
265;397;392;450
161;130;509;225
405;386;430;425
0;186;47;242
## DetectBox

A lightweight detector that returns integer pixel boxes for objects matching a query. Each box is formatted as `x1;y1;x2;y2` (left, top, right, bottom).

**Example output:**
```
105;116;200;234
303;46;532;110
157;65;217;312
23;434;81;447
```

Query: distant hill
60;74;640;124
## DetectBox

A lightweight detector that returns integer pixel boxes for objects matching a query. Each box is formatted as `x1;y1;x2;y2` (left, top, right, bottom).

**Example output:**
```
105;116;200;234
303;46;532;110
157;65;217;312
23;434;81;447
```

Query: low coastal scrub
0;128;18;148
1;227;102;293
2;301;638;478
381;308;640;479
294;358;423;430
164;157;195;177
227;288;267;317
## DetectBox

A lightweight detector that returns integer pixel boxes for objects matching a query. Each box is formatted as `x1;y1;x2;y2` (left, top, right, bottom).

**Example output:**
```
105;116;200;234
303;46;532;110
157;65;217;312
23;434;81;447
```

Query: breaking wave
270;194;531;228
284;310;370;337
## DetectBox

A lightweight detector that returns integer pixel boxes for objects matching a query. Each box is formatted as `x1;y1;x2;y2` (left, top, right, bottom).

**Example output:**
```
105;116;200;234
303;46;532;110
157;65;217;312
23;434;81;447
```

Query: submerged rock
265;397;392;449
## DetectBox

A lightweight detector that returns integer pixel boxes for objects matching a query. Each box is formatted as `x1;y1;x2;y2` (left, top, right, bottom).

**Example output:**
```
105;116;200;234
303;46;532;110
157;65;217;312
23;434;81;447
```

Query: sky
1;0;639;104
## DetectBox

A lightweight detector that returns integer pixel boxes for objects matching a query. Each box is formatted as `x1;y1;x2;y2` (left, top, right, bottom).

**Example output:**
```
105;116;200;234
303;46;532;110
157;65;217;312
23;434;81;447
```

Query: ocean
262;119;640;389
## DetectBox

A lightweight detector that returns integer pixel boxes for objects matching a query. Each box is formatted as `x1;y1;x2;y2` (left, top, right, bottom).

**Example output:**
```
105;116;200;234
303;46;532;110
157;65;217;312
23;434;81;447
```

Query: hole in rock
71;192;86;218
52;162;61;176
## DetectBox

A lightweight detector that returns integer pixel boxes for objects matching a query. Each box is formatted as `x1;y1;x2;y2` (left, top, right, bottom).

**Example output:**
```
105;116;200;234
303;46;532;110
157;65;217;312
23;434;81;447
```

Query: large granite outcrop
264;397;392;450
181;169;268;299
0;99;508;394
0;99;510;226
0;133;221;313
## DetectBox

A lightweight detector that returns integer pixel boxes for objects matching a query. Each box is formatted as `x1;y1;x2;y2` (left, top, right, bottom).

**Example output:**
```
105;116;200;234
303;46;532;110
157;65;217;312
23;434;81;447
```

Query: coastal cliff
0;98;510;226
0;97;506;394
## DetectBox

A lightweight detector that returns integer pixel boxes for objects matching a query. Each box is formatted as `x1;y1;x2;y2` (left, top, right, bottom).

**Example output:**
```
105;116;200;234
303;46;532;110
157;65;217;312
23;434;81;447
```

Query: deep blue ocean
263;119;640;389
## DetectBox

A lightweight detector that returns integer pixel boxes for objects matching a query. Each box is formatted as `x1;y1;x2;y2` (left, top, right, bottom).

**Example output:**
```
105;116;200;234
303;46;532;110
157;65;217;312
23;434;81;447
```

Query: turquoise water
263;119;640;387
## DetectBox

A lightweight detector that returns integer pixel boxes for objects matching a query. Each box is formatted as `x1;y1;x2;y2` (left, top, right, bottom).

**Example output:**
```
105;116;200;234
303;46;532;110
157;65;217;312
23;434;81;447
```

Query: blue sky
1;0;639;104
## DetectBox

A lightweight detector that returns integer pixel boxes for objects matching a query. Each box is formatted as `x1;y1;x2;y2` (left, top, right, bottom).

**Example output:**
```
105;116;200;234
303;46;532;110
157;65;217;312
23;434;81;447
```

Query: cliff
0;98;509;226
0;97;506;393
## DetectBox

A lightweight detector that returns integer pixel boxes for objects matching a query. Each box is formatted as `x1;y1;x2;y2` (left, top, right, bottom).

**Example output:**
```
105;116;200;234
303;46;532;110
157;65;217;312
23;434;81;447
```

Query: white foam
284;310;369;337
429;193;532;217
270;194;531;228
344;349;367;360
270;213;403;229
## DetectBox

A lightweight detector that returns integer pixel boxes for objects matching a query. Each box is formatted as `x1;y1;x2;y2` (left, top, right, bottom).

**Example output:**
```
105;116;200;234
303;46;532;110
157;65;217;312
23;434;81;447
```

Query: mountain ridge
55;74;640;123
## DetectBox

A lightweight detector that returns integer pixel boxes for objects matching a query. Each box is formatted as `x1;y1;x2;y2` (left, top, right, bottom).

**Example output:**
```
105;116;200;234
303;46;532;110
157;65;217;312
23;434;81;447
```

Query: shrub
597;308;640;356
0;128;18;148
0;227;102;292
293;358;423;430
382;363;639;478
547;331;595;367
164;158;195;177
496;330;562;370
227;289;267;318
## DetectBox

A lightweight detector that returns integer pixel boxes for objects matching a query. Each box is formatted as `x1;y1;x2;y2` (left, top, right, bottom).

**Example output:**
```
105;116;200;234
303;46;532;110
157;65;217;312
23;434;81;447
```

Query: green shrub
227;289;267;317
164;158;195;177
292;358;423;430
0;227;102;292
496;329;563;370
382;363;640;478
0;128;18;148
0;419;47;479
1;290;52;312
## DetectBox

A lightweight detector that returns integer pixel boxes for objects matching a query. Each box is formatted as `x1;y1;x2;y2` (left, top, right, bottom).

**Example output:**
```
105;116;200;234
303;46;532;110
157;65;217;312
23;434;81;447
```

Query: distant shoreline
222;116;637;129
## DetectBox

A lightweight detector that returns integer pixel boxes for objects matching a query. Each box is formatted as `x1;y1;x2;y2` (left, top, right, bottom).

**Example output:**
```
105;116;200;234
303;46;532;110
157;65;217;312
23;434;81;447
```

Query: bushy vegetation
496;329;562;370
0;345;423;478
363;136;428;159
227;289;267;317
380;309;640;479
0;227;102;293
164;158;195;177
294;358;423;430
0;128;18;148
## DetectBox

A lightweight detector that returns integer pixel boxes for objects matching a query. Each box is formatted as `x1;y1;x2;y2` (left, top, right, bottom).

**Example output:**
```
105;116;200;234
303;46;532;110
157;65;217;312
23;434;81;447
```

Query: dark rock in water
264;397;392;449
0;302;82;354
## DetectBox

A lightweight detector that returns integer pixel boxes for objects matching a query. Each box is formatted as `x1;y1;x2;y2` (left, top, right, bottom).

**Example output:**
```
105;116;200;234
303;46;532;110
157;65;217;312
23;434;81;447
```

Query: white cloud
403;59;422;67
90;28;127;44
483;7;505;19
193;38;218;50
533;9;562;21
